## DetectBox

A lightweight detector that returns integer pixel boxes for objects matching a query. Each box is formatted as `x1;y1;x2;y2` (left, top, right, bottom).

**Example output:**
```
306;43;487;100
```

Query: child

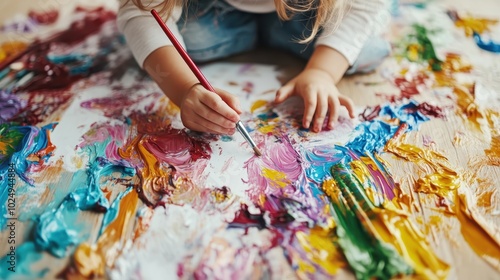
117;0;390;133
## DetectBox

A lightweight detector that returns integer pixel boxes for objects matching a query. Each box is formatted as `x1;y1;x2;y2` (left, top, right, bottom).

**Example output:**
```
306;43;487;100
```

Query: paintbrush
150;9;262;157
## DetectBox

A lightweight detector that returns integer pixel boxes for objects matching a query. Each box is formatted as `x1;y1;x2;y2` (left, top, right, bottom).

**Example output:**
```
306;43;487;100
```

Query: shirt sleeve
116;0;183;68
315;0;390;65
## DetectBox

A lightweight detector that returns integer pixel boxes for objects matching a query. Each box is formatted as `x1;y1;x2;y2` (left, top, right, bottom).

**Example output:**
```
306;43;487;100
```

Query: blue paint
346;120;398;154
0;123;56;228
34;194;82;258
0;242;48;279
220;135;233;142
474;32;500;53
377;101;430;130
257;111;279;121
33;157;135;257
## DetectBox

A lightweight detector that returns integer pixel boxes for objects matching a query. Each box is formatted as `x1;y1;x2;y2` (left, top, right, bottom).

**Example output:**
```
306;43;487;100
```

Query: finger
199;91;240;123
275;83;294;104
339;95;356;118
184;114;236;135
312;93;328;132
216;88;242;114
327;95;341;130
302;88;317;129
194;104;237;130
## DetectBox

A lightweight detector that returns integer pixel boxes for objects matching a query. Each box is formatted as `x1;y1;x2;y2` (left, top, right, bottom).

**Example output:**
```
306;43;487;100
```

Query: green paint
325;163;413;280
406;24;443;71
0;123;24;165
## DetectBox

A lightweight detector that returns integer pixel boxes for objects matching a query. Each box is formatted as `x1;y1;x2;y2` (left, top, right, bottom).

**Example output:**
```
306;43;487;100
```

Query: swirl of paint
0;90;26;124
244;136;302;199
141;128;211;168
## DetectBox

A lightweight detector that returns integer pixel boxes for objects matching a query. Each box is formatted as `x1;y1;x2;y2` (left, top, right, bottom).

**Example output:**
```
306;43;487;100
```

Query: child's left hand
274;68;355;132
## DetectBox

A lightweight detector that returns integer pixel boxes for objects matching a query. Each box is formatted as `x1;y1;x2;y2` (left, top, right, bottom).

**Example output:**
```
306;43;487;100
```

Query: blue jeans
177;0;390;74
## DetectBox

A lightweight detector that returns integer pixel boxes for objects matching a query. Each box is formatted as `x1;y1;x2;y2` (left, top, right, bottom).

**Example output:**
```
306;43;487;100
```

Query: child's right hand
179;84;242;135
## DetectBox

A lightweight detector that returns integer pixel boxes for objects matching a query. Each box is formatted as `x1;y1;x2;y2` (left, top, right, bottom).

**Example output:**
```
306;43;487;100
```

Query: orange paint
74;189;139;277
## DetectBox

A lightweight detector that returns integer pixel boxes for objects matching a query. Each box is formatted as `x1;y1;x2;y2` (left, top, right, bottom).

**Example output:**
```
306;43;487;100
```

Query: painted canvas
1;0;500;279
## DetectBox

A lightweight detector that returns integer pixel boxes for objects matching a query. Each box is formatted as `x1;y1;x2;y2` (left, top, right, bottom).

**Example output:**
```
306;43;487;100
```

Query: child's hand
274;68;355;132
180;84;242;134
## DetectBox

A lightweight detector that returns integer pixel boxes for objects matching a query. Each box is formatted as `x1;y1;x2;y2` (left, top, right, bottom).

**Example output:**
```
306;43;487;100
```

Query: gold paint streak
295;223;346;276
477;191;494;208
323;179;449;279
74;190;139;277
485;135;500;166
0;41;28;62
387;126;500;270
261;167;290;188
415;173;460;199
251;100;269;113
453;85;486;131
455;191;500;268
453;15;498;37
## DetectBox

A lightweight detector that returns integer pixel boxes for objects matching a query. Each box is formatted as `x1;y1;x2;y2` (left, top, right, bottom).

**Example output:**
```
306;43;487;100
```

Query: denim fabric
177;0;390;74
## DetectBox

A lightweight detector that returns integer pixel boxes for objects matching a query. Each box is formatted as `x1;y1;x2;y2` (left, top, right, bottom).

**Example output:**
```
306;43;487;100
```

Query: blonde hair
128;0;349;43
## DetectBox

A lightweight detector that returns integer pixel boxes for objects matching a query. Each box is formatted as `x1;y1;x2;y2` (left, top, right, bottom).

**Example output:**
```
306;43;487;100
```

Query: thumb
275;83;295;104
215;88;242;114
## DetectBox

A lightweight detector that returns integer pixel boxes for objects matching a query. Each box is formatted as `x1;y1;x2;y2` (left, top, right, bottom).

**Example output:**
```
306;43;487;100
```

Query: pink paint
244;135;302;202
141;128;211;168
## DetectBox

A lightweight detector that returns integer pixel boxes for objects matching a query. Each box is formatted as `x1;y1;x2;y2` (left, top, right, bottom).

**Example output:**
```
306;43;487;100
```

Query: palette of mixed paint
1;1;500;279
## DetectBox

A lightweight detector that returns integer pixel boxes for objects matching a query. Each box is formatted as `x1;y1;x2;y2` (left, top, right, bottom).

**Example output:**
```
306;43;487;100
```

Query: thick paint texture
0;90;26;123
0;123;55;228
386;128;500;269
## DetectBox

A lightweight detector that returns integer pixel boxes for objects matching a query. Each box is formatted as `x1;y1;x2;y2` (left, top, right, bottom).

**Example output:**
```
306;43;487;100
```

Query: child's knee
346;36;391;75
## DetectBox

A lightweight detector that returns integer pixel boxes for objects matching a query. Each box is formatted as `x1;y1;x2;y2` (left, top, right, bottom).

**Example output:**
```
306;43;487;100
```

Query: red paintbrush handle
150;9;215;92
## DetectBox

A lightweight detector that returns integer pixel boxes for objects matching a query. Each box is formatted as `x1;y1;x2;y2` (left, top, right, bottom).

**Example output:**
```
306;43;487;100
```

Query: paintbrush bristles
253;146;262;157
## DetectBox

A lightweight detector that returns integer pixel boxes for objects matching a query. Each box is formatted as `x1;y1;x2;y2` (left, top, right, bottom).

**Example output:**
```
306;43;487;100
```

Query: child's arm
117;0;241;135
143;46;241;135
275;0;390;132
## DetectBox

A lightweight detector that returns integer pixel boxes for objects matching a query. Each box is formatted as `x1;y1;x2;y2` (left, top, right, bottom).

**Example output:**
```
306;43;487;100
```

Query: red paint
360;105;382;121
29;10;59;25
416;102;447;118
9;7;116;92
11;90;73;125
394;72;429;99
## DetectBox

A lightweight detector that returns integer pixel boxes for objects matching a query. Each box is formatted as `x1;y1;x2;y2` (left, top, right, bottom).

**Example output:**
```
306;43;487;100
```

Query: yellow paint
453;85;486;131
74;189;139;276
407;44;422;62
477;190;494;208
250;100;268;113
0;41;27;63
370;204;450;279
387;126;500;270
73;243;104;277
258;124;277;134
262;167;290;188
485;135;500;165
295;223;345;276
455;191;500;264
322;178;449;279
435;54;473;87
351;157;385;205
453;15;498;37
415;172;460;199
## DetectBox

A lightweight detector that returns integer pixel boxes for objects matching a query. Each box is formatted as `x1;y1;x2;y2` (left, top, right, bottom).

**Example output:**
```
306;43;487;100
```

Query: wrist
306;45;349;84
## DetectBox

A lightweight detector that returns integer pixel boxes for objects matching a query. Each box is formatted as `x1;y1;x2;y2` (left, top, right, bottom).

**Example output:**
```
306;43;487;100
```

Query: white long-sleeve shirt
117;0;390;68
